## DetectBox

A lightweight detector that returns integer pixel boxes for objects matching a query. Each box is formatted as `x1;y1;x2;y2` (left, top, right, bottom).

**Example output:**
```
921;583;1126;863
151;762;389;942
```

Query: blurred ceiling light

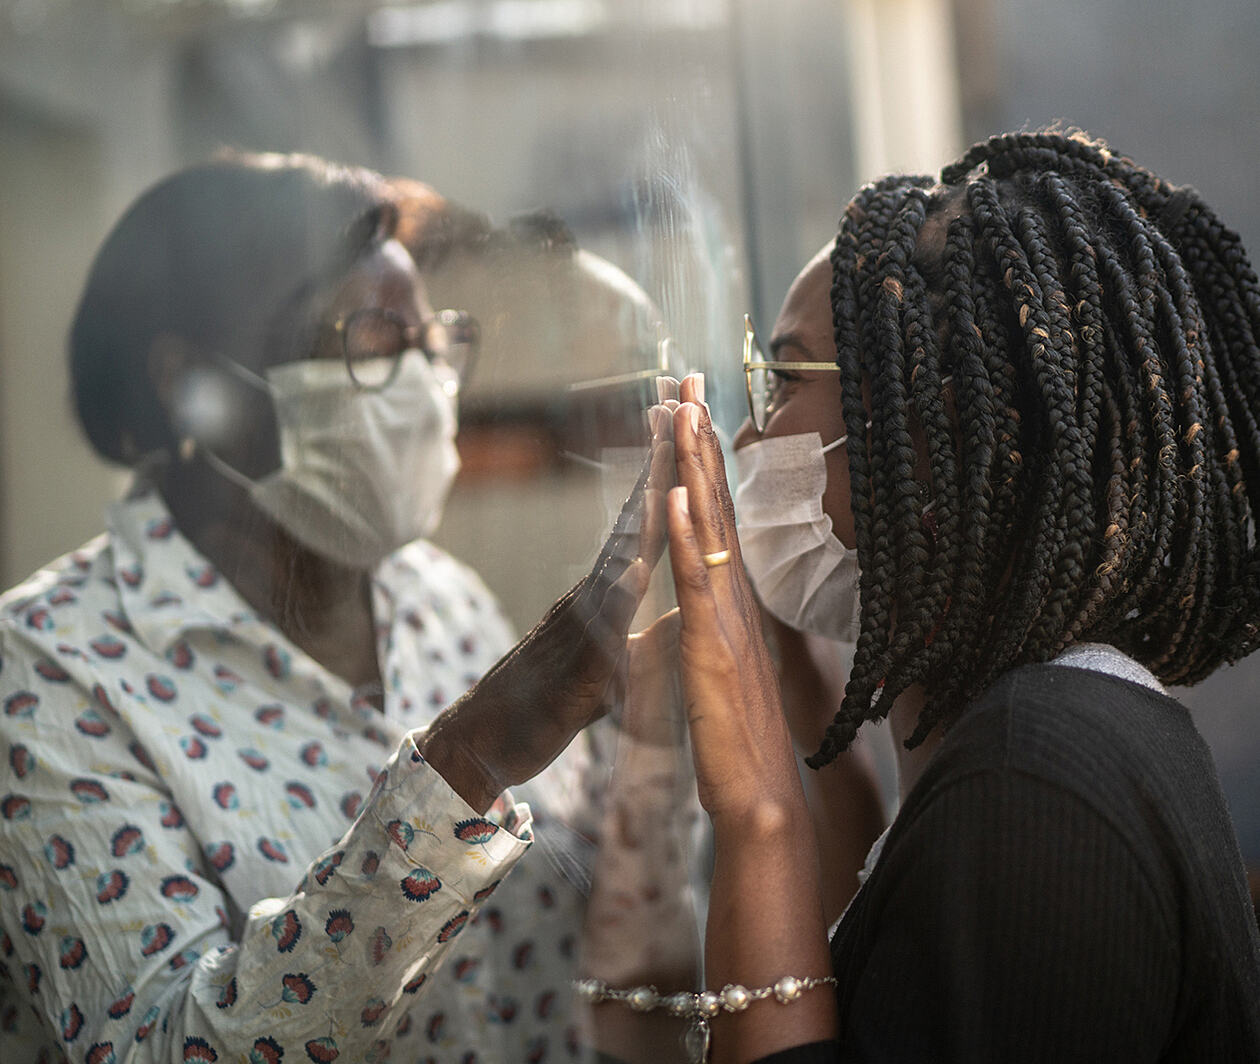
487;0;602;40
369;0;605;47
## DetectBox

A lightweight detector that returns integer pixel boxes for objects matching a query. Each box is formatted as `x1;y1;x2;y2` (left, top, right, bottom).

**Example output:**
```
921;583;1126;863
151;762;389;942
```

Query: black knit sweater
758;663;1260;1063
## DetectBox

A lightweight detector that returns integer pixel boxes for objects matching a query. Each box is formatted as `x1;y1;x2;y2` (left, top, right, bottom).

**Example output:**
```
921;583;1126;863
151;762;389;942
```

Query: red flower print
168;642;196;669
285;782;316;810
536;990;556;1019
437;911;469;942
281;972;316;1004
107;987;135;1018
238;748;269;771
21;901;46;934
255;704;284;728
146;674;177;702
453;818;496;844
183;1035;217;1061
206;842;235;872
111;824;145;857
135;1005;160;1042
160;801;185;828
1;795;31;820
90;635;127;659
213;664;242;692
61;1002;84;1040
140;923;174;956
58;935;88;969
212;783;238;810
93;684;119;714
25;607;53;631
216;978;237;1010
4;691;39;718
169;947;200;970
46;834;77;868
160;875;199;901
271;910;302;953
400;868;442;902
324;910;353;943
360;998;387;1026
304;1036;338;1062
248;1036;282;1064
190;714;221;738
258;837;289;864
311;849;343;885
186;564;219;589
95;870;129;904
387;820;414;851
264;645;291;680
369;926;392;966
75;710;111;737
34;658;70;682
86;1043;117;1064
102;608;133;631
70;778;109;803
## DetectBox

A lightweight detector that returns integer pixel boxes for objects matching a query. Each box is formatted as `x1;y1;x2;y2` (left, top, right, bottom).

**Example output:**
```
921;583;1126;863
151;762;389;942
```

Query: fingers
672;379;740;565
666;485;722;634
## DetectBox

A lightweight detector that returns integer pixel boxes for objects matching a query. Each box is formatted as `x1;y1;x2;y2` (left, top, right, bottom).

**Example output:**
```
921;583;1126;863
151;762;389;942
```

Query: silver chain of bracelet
573;974;838;1063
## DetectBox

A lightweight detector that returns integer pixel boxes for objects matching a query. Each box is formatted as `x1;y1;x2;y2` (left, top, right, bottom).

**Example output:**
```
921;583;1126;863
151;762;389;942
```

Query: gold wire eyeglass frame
742;313;842;432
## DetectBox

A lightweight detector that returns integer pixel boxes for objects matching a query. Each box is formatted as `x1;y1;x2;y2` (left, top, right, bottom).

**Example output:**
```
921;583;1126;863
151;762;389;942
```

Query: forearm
706;798;837;1064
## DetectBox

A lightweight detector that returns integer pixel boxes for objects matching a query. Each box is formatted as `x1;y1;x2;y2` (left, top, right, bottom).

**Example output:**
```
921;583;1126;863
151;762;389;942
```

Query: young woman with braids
638;131;1260;1061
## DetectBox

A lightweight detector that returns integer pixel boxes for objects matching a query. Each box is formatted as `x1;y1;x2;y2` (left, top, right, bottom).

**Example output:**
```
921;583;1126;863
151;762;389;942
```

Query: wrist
417;715;503;815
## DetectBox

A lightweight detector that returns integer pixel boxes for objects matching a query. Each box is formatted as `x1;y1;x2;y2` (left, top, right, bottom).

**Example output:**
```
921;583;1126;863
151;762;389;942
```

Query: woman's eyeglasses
743;313;841;433
334;307;479;392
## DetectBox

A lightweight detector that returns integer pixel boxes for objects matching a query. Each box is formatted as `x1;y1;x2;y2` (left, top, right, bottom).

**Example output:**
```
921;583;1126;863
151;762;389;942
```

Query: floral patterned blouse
0;492;601;1063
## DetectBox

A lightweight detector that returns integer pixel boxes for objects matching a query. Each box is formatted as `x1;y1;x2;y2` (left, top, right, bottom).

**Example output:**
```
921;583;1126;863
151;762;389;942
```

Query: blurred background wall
1;0;1257;868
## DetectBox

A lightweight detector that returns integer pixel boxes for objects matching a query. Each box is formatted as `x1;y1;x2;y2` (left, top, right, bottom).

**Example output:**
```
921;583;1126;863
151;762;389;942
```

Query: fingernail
689;405;700;434
676;485;689;515
648;406;663;436
657;376;680;403
693;372;705;405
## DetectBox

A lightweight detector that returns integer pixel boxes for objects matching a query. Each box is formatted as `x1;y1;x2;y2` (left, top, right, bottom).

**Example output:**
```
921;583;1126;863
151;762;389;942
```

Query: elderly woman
584;131;1260;1062
0;152;666;1063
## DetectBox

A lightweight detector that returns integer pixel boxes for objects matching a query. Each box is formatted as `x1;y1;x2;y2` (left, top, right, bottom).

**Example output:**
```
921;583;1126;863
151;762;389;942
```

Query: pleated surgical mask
197;351;460;570
733;431;860;642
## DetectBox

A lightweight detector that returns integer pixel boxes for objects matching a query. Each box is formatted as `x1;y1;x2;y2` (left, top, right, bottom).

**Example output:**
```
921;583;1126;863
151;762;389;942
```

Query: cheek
822;450;857;550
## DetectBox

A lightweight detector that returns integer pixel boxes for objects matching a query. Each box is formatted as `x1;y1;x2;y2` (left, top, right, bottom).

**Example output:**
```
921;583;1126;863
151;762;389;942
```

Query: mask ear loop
819;417;871;455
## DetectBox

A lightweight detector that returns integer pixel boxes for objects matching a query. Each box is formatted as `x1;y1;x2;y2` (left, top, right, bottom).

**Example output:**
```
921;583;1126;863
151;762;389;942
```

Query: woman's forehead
773;249;835;356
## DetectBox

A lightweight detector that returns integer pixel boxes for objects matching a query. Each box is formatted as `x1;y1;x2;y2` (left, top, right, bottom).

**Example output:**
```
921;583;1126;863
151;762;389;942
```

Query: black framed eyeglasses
743;313;842;433
334;307;479;392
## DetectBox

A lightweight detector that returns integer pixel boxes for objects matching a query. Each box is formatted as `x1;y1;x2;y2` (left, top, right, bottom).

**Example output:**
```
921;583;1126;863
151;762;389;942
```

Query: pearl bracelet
573;974;837;1063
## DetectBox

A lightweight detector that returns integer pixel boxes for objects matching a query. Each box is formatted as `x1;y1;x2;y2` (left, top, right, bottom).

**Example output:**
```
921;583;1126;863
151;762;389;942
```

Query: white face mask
733;431;860;641
197;351;460;570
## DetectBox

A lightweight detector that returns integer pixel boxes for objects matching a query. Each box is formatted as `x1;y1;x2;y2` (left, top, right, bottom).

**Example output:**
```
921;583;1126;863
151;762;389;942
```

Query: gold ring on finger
701;549;732;568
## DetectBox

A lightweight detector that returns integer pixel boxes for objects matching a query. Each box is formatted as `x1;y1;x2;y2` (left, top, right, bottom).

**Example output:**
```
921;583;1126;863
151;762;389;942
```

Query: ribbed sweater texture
762;663;1260;1063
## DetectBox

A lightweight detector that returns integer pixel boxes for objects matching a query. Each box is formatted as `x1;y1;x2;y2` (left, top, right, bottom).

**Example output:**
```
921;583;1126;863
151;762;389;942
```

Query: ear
147;331;201;419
